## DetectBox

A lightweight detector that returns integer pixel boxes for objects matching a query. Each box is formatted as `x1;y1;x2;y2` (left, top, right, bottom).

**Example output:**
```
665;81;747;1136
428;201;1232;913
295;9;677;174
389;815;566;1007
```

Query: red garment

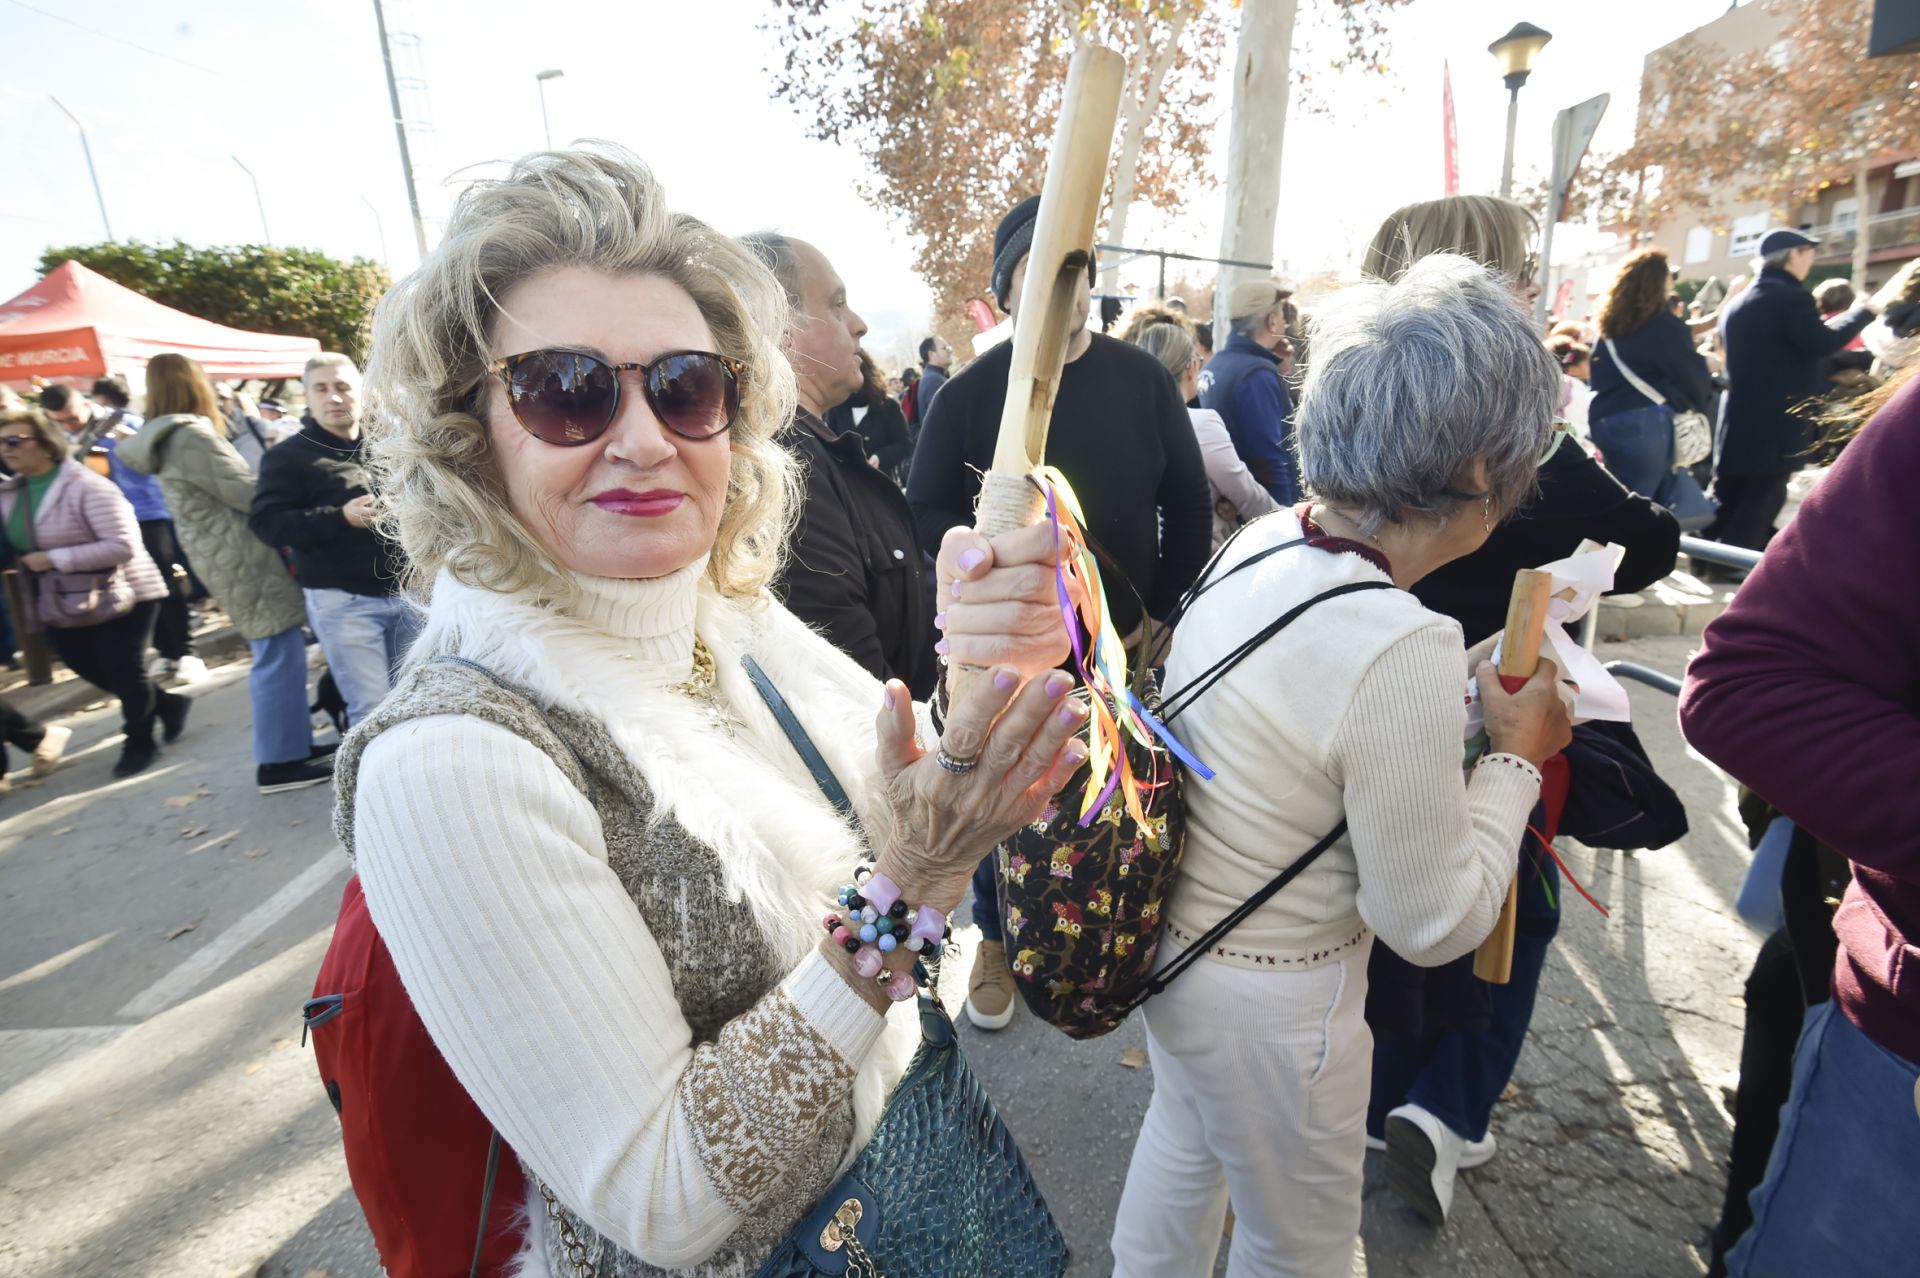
1680;373;1920;1066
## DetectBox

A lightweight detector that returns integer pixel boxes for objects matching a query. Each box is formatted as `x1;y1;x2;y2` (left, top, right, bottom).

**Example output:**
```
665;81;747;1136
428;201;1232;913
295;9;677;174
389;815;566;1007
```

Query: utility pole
49;96;113;242
232;156;271;245
372;0;429;257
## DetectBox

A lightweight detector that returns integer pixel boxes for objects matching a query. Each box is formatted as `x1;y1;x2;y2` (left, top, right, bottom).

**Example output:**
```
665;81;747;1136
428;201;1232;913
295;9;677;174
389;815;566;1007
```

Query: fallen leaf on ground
244;1061;264;1076
299;1269;332;1278
241;846;269;859
52;826;74;836
180;823;210;839
290;819;304;827
1118;1047;1147;1070
188;830;239;855
165;921;200;942
161;789;211;810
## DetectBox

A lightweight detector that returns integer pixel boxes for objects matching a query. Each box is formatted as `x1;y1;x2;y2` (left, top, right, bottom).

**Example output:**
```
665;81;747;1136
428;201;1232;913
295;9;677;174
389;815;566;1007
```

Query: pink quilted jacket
1;459;167;602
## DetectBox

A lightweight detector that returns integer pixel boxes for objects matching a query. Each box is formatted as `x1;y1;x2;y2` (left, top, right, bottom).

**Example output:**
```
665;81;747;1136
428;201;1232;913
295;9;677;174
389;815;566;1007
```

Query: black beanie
990;195;1097;312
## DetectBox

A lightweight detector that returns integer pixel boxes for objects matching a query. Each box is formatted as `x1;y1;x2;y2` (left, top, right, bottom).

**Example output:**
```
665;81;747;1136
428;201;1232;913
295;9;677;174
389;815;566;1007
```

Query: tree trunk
1099;7;1190;297
1851;155;1871;293
1215;0;1298;348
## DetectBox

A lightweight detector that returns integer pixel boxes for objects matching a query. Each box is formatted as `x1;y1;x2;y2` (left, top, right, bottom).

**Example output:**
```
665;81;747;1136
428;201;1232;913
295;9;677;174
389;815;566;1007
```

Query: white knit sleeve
1328;625;1541;966
353;715;887;1268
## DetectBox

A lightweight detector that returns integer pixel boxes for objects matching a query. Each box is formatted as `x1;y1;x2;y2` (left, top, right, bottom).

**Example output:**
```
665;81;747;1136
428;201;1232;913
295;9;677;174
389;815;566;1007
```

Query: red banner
1442;61;1460;197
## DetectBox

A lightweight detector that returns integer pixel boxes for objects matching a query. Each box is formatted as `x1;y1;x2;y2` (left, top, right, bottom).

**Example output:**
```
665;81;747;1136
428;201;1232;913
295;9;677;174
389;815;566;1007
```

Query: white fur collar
407;569;921;1158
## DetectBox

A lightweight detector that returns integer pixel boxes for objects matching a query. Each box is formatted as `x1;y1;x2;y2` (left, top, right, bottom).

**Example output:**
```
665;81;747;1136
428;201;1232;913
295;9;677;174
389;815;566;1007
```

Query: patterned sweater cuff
782;948;888;1069
1474;752;1544;798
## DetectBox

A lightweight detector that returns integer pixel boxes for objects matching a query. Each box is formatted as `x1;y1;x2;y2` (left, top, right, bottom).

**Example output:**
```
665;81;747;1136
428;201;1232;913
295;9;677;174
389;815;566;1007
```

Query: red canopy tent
0;261;320;387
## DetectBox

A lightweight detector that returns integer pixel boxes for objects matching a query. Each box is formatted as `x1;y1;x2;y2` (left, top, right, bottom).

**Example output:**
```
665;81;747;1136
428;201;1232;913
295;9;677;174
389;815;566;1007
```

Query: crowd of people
1;140;1916;1277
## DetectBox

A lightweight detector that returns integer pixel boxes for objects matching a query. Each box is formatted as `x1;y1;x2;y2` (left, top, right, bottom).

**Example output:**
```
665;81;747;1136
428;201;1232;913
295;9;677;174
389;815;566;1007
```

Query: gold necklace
668;636;718;699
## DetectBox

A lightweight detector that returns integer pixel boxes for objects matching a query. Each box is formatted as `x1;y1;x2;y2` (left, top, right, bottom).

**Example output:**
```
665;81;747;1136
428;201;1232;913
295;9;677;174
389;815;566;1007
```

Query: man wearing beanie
1198;277;1298;504
906;194;1212;1032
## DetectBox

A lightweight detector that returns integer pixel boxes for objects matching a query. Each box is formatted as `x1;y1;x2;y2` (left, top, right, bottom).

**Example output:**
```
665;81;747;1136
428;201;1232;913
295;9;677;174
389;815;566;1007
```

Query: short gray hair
1227;310;1270;339
1296;253;1555;537
1753;248;1796;275
303;352;358;382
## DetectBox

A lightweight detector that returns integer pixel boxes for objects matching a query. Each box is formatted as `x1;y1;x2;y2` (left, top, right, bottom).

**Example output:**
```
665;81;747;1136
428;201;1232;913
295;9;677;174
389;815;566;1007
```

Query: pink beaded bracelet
825;869;953;1002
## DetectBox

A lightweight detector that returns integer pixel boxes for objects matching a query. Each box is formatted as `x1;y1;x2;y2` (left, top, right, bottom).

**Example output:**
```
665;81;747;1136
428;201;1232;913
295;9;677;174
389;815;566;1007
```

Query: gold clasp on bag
820;1197;881;1276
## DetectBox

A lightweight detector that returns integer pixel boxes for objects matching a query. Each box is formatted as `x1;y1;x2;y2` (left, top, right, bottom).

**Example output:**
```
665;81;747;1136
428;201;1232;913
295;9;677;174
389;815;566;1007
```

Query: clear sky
2;0;1739;363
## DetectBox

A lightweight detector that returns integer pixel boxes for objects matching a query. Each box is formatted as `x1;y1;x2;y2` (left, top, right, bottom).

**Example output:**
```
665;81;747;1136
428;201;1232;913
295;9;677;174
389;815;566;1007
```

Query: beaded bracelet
823;869;952;1002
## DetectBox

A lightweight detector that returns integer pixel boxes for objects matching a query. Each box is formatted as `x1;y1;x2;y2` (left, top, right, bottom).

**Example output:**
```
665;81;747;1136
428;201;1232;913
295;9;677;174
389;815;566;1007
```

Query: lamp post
535;69;565;149
48;96;113;242
232;155;271;245
1489;22;1553;200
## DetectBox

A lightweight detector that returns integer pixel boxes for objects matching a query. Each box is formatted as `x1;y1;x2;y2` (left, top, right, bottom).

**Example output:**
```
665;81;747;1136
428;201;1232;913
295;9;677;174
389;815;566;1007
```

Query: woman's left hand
935;521;1073;678
19;552;53;572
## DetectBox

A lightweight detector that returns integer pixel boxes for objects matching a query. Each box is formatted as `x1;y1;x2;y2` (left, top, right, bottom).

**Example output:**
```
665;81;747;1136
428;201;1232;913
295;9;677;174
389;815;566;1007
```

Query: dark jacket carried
1588;311;1716;422
773;411;937;699
1197;332;1297;503
248;420;405;597
1717;266;1875;475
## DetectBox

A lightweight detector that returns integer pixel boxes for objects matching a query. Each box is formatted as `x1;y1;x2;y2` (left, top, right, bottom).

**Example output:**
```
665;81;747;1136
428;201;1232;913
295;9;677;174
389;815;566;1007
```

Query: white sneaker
147;656;179;683
1385;1102;1465;1225
31;724;72;778
1365;1133;1387;1153
173;655;209;683
1460;1131;1497;1170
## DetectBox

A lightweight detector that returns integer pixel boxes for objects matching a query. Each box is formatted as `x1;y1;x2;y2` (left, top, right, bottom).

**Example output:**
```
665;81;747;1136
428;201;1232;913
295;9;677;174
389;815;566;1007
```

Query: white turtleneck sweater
351;559;915;1270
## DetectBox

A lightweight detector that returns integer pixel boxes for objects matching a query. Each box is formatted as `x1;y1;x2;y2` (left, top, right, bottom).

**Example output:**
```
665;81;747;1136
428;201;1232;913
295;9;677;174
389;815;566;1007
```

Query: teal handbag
743;657;1068;1278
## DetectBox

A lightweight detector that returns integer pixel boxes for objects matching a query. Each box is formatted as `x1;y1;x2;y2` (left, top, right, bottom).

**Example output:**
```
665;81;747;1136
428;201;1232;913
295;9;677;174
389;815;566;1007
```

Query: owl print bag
994;518;1384;1039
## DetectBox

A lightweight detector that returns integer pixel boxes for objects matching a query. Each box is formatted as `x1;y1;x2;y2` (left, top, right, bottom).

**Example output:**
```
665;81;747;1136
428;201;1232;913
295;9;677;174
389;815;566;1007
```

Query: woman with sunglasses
0;407;183;777
1357;195;1679;1231
341;146;1084;1277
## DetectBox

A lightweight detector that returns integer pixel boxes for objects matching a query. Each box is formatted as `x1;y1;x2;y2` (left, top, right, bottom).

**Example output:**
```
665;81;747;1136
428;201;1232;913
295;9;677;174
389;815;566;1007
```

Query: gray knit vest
334;658;856;1277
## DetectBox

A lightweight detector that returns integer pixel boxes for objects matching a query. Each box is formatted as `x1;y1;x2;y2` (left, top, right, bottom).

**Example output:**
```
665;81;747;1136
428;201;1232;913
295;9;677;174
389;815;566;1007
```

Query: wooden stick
1473;569;1554;985
951;44;1124;701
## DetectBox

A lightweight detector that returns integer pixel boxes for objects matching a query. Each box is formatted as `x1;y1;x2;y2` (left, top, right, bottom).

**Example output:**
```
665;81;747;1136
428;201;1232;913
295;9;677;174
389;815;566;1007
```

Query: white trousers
1111;941;1373;1278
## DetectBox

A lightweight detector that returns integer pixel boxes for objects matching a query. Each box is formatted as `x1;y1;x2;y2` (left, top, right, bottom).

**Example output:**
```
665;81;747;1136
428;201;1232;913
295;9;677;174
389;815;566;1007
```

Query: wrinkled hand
19;551;53;573
343;494;378;529
1477;657;1574;769
935;521;1073;677
872;667;1088;911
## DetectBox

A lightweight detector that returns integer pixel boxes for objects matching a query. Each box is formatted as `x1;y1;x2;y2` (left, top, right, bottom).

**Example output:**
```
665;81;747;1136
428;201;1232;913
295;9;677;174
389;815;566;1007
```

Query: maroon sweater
1679;372;1920;1065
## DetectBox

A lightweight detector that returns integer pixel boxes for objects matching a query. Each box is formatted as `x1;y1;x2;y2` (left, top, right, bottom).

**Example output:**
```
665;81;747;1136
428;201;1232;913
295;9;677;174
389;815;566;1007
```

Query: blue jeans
1367;850;1561;1143
303;588;421;728
1589;404;1675;499
1727;1002;1920;1275
971;853;1003;942
247;626;314;766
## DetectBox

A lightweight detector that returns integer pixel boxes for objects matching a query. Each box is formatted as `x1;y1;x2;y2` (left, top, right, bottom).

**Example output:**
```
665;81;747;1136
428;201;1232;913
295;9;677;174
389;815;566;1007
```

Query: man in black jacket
249;354;416;727
743;233;936;699
1712;230;1912;549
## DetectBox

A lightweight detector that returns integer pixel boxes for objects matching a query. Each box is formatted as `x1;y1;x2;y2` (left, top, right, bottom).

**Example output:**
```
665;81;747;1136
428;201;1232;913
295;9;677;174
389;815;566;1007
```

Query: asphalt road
0;631;1756;1277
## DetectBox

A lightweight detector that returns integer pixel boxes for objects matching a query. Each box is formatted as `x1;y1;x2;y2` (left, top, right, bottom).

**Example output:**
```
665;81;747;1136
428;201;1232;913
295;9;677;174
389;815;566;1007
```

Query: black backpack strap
741;654;856;823
470;1128;503;1278
1161;581;1392;724
1121;819;1350;1012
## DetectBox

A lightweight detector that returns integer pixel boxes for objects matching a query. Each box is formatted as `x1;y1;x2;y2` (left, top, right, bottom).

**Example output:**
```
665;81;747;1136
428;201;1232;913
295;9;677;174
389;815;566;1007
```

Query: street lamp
535;69;565;149
49;96;114;242
233;155;271;245
1489;21;1553;200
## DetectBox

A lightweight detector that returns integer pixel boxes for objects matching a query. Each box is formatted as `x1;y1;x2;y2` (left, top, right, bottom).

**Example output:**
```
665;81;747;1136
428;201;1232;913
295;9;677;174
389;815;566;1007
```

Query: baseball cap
1226;278;1292;322
1758;228;1820;256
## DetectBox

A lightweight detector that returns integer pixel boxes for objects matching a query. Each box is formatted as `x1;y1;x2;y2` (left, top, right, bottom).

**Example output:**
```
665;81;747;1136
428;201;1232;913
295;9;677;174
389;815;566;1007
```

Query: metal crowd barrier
1590;537;1761;698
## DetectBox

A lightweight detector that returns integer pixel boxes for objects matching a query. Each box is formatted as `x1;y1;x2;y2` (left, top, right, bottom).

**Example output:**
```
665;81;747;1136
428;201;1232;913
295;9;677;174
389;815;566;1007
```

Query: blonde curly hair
361;143;798;601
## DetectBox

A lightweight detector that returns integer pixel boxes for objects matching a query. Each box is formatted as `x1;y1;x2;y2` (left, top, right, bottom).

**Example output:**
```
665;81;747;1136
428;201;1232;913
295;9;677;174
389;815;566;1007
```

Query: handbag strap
1161;581;1391;724
470;1129;504;1278
1120;819;1348;1011
741;653;856;822
1604;338;1668;407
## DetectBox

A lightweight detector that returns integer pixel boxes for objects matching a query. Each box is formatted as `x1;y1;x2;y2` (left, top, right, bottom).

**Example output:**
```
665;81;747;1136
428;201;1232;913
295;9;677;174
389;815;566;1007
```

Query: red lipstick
592;488;684;517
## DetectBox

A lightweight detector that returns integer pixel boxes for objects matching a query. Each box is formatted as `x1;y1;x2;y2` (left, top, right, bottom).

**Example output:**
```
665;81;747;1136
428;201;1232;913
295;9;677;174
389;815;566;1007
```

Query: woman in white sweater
1110;255;1574;1278
344;146;1087;1276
